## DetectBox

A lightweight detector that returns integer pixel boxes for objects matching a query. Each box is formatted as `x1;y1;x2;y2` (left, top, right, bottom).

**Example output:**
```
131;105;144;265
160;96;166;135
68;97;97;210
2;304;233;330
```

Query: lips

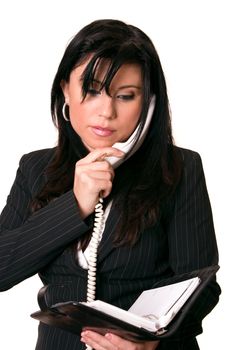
91;126;115;137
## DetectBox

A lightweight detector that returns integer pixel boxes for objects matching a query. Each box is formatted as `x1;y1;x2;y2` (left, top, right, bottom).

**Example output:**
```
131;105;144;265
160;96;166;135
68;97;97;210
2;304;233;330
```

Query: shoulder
19;147;57;195
175;146;202;164
174;146;206;191
174;146;204;175
20;147;56;173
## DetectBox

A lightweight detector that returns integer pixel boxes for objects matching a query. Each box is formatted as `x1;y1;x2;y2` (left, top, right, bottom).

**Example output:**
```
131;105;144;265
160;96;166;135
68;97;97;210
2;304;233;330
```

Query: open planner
31;265;219;341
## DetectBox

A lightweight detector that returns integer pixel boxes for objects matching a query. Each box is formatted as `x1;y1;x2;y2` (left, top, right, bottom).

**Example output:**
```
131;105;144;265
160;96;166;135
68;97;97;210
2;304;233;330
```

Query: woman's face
62;59;143;151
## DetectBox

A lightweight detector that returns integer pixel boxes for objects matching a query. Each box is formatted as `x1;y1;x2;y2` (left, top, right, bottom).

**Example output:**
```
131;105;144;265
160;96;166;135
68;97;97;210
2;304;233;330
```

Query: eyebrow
92;79;141;90
117;85;142;90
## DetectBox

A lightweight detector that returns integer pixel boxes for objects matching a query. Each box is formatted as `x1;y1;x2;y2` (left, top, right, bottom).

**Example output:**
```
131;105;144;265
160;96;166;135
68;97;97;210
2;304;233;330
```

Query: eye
117;94;135;101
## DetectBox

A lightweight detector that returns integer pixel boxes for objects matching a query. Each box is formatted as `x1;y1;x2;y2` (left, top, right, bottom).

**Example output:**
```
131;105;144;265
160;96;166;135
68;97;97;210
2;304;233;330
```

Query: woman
0;19;220;349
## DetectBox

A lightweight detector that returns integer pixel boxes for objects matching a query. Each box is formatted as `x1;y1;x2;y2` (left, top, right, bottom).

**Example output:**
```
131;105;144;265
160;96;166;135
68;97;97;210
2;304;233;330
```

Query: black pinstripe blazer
0;147;220;350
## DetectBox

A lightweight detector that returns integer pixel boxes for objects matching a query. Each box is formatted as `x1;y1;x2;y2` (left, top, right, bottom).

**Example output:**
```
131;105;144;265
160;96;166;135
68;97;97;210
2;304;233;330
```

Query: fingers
73;147;124;218
81;330;160;350
77;158;114;175
75;159;114;196
77;170;113;198
105;333;160;350
81;331;118;350
78;147;125;165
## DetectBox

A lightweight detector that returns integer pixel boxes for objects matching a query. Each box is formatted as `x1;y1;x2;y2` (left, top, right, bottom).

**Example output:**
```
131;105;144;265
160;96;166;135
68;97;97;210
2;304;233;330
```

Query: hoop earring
62;103;70;122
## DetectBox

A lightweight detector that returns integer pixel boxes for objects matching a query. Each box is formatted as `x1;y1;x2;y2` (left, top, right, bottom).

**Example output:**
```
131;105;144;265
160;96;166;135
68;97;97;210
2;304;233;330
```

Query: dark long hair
32;19;182;245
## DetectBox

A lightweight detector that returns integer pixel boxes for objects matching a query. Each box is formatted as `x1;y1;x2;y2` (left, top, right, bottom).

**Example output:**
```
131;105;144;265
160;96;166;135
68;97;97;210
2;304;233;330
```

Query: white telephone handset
106;95;156;169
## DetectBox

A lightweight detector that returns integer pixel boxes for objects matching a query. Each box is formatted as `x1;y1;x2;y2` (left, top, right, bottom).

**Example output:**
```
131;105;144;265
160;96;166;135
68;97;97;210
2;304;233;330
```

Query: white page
129;277;200;323
83;300;157;331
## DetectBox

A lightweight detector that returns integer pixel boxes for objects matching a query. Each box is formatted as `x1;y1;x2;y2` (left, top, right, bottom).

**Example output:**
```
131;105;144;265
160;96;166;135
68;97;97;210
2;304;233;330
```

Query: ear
60;80;70;104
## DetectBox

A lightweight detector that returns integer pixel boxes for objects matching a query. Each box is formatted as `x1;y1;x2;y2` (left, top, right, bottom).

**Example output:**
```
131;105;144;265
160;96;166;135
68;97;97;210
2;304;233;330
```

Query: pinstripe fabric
0;147;220;349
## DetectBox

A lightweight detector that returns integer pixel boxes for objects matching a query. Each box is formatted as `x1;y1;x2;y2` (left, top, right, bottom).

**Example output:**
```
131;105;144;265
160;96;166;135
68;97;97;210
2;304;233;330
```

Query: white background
0;1;232;348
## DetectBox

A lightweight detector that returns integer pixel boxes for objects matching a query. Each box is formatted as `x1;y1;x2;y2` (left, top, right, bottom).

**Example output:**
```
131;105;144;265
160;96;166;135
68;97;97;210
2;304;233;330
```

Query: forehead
72;57;142;86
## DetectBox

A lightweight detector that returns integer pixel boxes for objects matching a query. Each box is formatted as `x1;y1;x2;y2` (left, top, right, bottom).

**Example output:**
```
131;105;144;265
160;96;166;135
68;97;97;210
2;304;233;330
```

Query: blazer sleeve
163;149;221;341
0;153;90;291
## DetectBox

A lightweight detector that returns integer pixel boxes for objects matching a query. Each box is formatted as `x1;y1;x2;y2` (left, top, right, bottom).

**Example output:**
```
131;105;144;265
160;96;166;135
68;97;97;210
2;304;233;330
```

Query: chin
85;141;115;151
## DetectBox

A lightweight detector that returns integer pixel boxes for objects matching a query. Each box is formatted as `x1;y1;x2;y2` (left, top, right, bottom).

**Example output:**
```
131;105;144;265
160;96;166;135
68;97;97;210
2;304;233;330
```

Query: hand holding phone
73;148;125;218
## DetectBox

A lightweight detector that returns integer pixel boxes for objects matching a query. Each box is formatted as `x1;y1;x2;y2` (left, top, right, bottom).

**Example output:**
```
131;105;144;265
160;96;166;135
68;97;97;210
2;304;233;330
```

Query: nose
98;94;116;119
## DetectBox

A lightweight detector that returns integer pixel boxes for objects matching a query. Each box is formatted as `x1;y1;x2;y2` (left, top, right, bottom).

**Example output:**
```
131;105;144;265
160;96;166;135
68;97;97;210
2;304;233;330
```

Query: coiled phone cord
85;197;105;350
86;197;105;302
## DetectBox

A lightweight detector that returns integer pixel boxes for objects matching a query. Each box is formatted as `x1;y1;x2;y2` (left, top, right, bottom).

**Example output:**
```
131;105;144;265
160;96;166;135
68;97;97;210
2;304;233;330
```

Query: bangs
80;45;145;98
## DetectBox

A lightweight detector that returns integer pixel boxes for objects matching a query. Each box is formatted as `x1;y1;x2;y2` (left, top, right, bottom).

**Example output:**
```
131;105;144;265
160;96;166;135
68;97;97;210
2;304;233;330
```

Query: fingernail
81;331;89;337
116;150;125;156
96;153;108;161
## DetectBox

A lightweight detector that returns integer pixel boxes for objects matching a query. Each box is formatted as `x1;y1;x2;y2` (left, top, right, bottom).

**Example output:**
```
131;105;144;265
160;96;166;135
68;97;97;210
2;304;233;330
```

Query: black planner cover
31;265;219;341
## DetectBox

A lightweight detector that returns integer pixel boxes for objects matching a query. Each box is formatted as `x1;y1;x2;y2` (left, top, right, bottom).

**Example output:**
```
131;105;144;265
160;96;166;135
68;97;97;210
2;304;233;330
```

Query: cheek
119;116;140;142
69;103;85;132
124;108;141;130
